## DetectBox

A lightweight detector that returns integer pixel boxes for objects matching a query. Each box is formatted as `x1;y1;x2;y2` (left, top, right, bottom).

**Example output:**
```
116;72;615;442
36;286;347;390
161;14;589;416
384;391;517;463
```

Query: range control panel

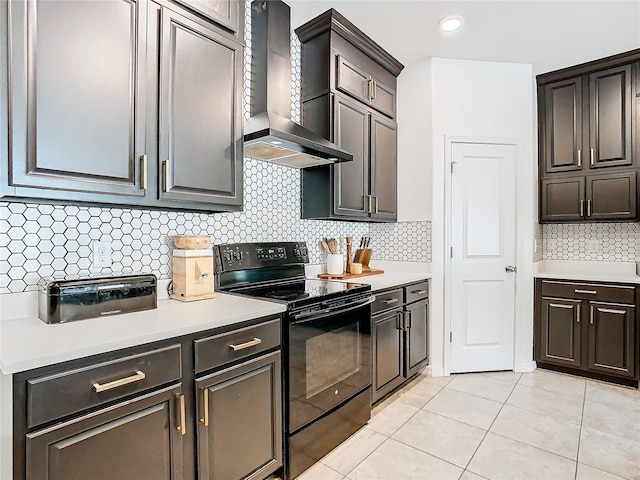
215;242;309;272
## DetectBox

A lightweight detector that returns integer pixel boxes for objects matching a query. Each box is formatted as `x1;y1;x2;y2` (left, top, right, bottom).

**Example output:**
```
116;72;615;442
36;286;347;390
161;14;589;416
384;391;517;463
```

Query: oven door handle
291;295;376;323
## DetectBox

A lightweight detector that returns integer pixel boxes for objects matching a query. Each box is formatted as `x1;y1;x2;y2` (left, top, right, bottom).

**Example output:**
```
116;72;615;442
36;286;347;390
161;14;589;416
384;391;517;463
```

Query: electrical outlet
93;241;112;268
585;239;602;254
546;238;557;251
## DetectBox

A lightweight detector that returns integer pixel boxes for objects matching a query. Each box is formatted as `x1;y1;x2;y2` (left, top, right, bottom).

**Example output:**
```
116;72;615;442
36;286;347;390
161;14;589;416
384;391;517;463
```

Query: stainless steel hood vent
244;0;353;168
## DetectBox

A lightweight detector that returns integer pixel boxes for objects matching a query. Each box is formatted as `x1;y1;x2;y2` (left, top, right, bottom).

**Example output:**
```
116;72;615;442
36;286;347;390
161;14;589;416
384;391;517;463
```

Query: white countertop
534;260;640;285
0;293;286;374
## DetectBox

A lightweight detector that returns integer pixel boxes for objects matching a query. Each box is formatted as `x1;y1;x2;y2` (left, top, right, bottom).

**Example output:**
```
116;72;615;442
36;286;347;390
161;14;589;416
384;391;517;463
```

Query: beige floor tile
582;398;640;441
421;374;457;387
585;381;640;413
467;432;576;480
366;401;418;436
423;388;502;430
490;404;580;459
392;410;486;468
393;377;444;409
576;463;627;480
578;427;640;480
347;438;463;480
459;471;488;480
446;373;516;403
480;371;523;383
320;427;386;476
295;462;343;480
518;369;586;398
506;383;583;425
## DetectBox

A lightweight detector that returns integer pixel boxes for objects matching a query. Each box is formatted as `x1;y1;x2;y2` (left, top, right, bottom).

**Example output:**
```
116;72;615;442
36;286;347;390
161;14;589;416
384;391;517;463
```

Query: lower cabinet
195;352;282;480
535;279;638;382
14;315;283;480
372;280;429;403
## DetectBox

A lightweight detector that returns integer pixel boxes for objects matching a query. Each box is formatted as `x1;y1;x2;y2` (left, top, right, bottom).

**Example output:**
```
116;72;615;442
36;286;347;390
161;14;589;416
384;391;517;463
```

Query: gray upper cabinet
296;9;403;222
2;0;244;212
158;7;242;207
6;0;148;198
174;0;241;35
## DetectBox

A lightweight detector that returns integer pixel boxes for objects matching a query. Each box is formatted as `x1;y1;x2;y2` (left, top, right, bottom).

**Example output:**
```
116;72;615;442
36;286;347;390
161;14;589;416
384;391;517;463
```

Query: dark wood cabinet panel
543;78;583;174
196;352;282;480
158;7;242;207
372;309;404;403
333;96;370;218
587;171;637;220
336;55;371;106
589;65;633;169
540;177;585;222
370;115;397;220
539;298;582;367
587;302;636;378
370;79;396;118
6;0;148;198
26;384;184;480
405;299;429;378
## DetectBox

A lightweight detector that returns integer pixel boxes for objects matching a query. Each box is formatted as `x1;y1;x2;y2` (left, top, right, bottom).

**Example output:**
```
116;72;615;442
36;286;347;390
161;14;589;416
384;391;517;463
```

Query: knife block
171;249;216;301
353;249;373;271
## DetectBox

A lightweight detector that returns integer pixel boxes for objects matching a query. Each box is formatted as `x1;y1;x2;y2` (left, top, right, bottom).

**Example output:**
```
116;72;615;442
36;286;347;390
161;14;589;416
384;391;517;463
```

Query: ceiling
288;1;640;74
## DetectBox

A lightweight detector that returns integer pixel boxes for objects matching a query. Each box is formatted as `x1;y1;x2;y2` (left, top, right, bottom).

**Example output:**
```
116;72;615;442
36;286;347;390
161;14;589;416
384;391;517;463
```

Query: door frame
442;136;535;376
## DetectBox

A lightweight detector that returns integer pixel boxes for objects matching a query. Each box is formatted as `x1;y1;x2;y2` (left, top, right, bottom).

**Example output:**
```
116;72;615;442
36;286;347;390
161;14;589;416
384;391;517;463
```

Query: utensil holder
361;249;373;271
326;254;344;275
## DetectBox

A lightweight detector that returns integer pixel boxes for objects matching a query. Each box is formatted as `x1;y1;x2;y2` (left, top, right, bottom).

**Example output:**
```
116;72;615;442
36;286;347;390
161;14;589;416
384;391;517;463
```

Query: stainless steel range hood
244;0;353;168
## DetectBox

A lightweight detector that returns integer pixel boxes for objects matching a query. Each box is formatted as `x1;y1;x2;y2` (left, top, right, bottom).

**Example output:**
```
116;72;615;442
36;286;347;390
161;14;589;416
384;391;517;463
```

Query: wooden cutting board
317;269;384;280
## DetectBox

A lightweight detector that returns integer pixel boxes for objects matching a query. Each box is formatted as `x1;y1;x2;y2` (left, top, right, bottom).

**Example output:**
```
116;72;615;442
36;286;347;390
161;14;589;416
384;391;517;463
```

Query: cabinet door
336;55;371;105
540;177;585;222
589;65;633;169
405;299;429;378
372;310;404;403
26;385;184;480
586;171;637;221
333;96;370;218
158;8;243;207
539;298;582;367
196;352;282;480
370;114;397;221
543;77;583;174
587;302;635;378
174;0;241;34
370;79;396;118
7;0;147;198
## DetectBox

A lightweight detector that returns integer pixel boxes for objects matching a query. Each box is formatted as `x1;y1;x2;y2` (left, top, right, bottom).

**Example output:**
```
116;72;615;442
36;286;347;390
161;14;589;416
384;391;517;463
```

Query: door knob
505;265;517;273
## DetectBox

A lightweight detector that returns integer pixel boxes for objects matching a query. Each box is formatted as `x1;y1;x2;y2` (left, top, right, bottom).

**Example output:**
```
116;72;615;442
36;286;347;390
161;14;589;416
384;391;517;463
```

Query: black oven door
288;295;373;433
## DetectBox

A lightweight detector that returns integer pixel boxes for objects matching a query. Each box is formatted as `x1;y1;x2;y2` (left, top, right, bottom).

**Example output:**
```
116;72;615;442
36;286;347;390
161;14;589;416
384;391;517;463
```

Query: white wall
406;57;536;375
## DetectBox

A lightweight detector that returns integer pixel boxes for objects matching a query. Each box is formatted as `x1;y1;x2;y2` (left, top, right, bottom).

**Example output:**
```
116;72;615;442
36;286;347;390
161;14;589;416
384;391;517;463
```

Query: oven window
305;323;360;398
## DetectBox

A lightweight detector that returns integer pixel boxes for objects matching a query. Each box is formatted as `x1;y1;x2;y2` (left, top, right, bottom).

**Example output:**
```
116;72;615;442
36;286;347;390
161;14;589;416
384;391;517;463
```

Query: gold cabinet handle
92;370;145;393
162;160;169;193
200;388;209;427
576;304;581;323
590;148;594;166
406;310;412;330
368;79;374;99
383;298;399;304
580;199;584;217
575;289;597;295
228;337;262;352
140;154;147;190
366;195;373;213
590;305;594;325
176;394;186;436
587;199;592;217
412;290;427;295
372;79;377;99
374;195;379;214
577;149;582;168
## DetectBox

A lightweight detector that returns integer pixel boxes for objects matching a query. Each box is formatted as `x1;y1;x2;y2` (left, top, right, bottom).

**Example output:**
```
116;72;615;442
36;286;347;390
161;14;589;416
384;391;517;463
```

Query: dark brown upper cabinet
296;9;403;222
537;50;640;223
1;0;244;213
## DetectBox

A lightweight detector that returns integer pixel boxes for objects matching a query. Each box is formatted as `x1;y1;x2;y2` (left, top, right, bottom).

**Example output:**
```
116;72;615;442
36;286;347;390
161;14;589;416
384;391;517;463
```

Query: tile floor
297;369;640;480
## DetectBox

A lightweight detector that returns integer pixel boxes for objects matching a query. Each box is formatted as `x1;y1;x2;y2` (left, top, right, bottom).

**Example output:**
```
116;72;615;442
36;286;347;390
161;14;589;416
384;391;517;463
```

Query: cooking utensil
320;239;330;254
327;238;338;254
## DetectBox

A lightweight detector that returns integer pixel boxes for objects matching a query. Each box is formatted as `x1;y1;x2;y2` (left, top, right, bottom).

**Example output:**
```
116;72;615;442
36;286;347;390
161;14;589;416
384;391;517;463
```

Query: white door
450;142;517;373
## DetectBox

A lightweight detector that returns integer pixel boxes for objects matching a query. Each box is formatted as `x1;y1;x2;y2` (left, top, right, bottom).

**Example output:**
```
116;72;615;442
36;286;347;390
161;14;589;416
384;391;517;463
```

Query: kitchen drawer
540;280;635;304
372;289;403;314
27;345;182;428
405;281;429;304
194;318;280;374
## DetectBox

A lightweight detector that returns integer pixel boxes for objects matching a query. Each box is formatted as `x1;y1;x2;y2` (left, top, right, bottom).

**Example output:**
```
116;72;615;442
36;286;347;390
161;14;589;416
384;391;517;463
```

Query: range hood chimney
244;0;353;168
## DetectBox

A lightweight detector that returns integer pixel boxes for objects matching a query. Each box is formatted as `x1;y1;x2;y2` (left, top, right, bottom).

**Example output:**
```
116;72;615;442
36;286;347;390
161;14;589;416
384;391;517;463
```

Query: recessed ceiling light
439;15;464;32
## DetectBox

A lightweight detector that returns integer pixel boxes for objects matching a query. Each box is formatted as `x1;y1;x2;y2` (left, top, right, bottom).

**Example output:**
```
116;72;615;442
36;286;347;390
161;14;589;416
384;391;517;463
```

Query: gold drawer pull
412;290;427;295
229;337;262;351
92;370;146;393
383;298;399;304
176;393;186;436
200;388;209;427
574;289;597;295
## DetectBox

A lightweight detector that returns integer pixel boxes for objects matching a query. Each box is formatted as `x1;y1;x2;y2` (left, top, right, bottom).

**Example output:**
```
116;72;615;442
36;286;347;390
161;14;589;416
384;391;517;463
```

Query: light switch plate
585;239;602;254
93;241;112;268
